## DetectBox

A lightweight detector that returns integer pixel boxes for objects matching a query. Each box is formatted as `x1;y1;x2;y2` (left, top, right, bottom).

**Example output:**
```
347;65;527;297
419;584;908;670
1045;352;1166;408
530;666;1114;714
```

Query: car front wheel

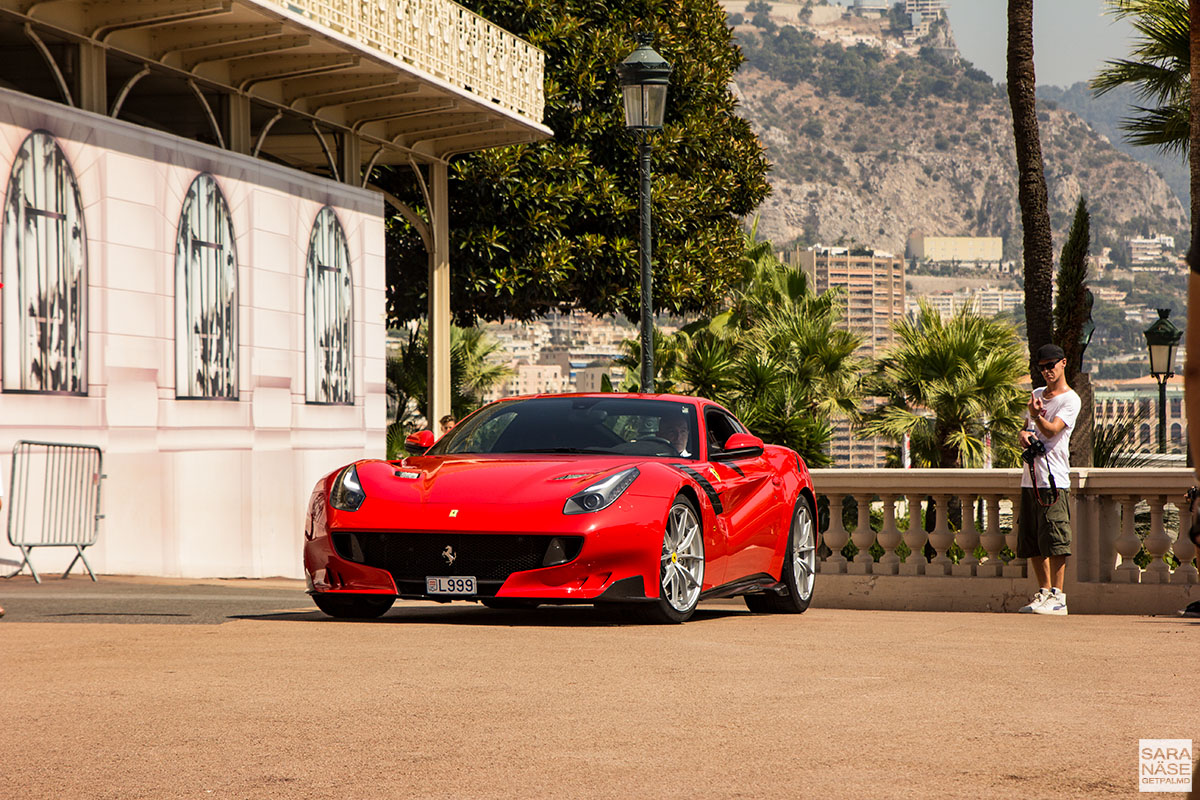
312;593;395;619
639;495;705;624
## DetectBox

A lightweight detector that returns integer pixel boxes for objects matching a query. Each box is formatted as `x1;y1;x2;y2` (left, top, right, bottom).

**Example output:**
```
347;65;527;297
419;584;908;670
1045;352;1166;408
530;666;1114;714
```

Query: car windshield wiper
504;447;615;455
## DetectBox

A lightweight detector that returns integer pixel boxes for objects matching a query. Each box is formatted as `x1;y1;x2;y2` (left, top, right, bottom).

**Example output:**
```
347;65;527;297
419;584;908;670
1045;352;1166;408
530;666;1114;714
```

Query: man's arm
1031;413;1067;438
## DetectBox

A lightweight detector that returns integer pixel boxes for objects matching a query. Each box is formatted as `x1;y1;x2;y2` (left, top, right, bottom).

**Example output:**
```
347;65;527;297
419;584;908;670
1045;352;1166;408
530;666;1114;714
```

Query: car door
702;406;783;581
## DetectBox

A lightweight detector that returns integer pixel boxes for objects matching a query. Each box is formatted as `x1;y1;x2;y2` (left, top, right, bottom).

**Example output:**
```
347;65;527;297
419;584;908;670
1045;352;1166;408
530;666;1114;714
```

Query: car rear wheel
745;495;817;614
312;593;395;619
639;495;705;624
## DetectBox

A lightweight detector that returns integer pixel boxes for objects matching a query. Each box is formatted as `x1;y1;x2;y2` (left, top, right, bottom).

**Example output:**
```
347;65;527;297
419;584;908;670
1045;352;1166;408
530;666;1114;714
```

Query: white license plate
426;576;476;595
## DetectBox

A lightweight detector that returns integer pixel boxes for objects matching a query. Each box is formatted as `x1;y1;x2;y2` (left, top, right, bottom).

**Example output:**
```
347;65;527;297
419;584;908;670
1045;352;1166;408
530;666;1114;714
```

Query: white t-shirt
1021;386;1081;490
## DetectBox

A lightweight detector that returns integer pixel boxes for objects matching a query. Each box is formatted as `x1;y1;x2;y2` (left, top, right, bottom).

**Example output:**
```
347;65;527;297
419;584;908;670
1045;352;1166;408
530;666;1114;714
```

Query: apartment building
790;245;902;467
1094;377;1186;455
792;246;905;357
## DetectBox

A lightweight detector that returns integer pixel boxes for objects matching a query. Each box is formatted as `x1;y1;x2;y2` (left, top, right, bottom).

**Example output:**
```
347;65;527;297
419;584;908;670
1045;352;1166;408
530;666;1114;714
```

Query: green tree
660;231;866;465
386;325;513;457
1007;0;1056;379
379;0;771;326
860;303;1028;468
1053;196;1093;385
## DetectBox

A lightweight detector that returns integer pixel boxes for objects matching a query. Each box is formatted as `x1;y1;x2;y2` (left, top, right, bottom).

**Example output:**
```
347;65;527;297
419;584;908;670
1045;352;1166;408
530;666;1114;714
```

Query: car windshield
427;397;701;459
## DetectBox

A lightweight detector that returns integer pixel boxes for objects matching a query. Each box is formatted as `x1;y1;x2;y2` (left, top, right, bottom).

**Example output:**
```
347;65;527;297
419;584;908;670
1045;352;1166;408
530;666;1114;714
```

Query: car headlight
330;464;366;511
563;467;639;515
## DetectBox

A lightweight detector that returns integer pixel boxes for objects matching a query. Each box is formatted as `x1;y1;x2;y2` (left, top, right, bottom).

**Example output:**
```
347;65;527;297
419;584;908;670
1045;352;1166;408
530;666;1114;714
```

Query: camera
1021;438;1046;466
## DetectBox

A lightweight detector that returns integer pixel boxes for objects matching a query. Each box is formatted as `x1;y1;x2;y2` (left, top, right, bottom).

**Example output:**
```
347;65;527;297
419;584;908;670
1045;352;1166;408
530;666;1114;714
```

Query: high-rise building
792;246;905;357
790;246;905;468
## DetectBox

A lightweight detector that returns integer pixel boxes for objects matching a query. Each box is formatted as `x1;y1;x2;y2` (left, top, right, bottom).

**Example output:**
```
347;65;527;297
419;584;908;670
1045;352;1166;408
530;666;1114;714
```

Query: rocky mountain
727;5;1187;258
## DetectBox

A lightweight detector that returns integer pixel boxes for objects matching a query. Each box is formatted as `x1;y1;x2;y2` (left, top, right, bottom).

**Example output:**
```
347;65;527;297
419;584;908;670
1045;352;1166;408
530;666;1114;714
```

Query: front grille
331;532;583;590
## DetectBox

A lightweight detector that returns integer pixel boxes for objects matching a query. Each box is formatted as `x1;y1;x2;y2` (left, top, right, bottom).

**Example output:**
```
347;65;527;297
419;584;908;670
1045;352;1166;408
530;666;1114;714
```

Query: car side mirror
712;432;765;461
405;430;436;455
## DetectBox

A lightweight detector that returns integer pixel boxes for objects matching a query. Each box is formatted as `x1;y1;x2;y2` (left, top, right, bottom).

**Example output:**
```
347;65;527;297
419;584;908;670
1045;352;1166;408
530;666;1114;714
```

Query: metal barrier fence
5;441;105;583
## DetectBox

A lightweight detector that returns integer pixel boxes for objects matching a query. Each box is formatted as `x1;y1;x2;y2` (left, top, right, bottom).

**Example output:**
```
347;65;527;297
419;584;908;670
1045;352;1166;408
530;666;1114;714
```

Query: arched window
175;174;238;398
1140;423;1151;446
305;206;352;404
2;130;87;394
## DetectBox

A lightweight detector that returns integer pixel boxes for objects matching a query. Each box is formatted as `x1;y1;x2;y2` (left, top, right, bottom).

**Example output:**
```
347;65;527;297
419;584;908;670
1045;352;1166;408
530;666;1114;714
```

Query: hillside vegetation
731;14;1187;258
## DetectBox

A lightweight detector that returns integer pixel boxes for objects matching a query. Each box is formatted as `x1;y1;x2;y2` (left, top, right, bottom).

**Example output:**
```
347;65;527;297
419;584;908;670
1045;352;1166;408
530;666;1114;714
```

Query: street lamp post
617;34;671;393
1143;308;1182;454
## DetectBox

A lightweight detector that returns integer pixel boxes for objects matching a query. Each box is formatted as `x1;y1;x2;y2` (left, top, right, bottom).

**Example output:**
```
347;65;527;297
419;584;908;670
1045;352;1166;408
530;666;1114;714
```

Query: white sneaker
1019;589;1050;613
1034;589;1068;616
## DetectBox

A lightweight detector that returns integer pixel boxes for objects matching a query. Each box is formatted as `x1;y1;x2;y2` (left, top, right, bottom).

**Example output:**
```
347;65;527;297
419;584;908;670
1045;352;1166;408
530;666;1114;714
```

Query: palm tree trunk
1186;0;1200;472
1007;0;1055;383
1190;0;1200;267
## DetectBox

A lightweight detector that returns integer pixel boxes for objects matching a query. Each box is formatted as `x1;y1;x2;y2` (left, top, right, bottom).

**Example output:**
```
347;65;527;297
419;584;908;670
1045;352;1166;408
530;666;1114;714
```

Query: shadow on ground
233;603;754;627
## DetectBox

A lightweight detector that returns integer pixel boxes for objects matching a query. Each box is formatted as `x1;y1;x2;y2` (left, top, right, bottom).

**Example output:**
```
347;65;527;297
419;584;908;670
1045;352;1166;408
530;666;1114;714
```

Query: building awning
0;0;552;176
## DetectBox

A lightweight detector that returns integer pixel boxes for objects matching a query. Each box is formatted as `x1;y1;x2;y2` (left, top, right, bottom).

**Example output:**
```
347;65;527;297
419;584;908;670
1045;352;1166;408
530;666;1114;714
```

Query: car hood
355;455;645;506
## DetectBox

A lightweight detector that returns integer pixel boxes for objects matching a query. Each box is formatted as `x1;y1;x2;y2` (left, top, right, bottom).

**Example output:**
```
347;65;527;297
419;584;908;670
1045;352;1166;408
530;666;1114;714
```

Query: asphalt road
1;575;1196;799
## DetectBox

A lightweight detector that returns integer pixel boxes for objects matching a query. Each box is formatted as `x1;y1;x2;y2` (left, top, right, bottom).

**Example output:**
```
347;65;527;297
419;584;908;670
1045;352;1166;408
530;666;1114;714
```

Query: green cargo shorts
1017;487;1072;558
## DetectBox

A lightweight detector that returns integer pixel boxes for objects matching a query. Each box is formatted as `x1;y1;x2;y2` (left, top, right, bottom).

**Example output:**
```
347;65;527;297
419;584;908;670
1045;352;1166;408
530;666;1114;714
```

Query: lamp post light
617;33;671;393
1143;308;1182;454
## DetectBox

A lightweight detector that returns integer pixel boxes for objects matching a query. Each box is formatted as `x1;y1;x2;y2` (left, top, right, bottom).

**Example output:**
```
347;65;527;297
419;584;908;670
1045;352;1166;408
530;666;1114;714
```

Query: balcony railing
274;0;545;120
810;468;1199;586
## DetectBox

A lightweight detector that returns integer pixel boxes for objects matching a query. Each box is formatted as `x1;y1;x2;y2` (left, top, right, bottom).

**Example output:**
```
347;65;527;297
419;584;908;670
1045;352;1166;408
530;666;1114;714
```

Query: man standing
1017;343;1081;616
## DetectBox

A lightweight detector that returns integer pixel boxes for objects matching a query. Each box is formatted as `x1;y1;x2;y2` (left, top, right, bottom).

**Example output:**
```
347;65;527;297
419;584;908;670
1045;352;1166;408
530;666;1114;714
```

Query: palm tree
860;303;1028;469
1092;0;1189;154
665;232;866;465
385;324;513;456
1007;0;1056;379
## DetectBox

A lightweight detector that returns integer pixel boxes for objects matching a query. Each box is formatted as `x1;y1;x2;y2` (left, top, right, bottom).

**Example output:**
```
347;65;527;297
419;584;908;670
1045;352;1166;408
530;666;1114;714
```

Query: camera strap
1026;455;1058;507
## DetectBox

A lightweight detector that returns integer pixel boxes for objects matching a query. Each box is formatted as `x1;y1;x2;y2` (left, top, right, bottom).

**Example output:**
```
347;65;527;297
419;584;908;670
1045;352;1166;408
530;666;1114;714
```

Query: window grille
174;174;238;398
305;206;353;404
2;130;88;394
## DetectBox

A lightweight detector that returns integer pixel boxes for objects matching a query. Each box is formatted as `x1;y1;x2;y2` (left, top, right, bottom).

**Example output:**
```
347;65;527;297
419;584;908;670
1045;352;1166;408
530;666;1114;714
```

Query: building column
427;161;451;431
339;133;361;187
220;94;252;155
73;41;106;114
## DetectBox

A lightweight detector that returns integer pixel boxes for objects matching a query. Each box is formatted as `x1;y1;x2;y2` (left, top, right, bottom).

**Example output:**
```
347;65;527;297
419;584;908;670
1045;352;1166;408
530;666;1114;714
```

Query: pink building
0;0;548;578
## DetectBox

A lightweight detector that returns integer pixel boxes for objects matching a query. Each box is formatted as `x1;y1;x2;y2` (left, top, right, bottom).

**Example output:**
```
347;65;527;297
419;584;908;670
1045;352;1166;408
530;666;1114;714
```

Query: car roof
497;392;706;405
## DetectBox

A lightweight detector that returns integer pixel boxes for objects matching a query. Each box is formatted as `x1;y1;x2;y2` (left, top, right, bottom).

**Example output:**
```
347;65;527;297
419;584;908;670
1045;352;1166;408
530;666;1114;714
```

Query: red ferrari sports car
303;393;818;623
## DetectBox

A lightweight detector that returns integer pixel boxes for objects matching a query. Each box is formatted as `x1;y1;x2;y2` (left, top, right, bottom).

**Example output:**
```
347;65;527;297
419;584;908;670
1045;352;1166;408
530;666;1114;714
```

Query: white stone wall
0;89;386;579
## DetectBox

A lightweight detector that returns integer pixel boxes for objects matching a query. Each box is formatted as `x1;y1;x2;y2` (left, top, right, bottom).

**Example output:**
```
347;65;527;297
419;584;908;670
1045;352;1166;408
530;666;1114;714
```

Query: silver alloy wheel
661;501;704;612
792;501;816;601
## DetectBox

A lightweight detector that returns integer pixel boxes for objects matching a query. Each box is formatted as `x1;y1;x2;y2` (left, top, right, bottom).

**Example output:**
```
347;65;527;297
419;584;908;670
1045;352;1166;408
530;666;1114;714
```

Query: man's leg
1030;555;1050;589
1048;555;1068;592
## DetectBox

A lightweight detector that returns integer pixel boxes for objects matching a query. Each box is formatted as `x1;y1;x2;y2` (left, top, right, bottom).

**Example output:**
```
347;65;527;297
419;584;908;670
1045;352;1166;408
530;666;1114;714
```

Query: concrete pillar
339;133;361;187
1070;372;1093;467
73;41;106;114
220;94;252;155
426;161;451;431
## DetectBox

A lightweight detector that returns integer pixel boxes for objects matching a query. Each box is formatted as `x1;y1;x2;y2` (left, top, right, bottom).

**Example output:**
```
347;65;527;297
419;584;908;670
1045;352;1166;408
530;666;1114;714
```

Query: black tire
638;495;705;624
744;495;817;614
312;593;395;619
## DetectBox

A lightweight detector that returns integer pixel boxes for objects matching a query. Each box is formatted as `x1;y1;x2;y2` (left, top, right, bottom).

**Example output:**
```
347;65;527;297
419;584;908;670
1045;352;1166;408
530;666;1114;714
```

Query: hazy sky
830;0;1136;88
945;1;1135;89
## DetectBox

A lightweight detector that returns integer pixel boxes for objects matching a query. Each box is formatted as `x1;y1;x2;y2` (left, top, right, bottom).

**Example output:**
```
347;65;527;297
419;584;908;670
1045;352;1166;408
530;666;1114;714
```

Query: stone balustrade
809;468;1199;588
272;0;545;120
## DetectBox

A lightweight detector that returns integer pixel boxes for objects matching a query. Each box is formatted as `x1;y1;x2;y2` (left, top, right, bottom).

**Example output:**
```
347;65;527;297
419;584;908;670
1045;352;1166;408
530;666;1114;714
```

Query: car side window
704;408;745;456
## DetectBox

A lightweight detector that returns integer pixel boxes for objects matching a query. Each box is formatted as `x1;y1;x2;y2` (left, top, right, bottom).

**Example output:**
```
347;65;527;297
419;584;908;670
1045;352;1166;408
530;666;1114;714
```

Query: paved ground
0;575;1196;799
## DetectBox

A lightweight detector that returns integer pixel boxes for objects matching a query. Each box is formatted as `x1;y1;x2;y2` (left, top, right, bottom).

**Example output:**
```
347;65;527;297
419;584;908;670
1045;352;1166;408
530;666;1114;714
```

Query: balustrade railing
271;0;545;120
809;469;1198;585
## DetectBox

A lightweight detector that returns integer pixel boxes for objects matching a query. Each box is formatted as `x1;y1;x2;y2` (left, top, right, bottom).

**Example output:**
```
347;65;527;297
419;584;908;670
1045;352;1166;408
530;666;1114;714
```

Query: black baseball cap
1036;343;1066;364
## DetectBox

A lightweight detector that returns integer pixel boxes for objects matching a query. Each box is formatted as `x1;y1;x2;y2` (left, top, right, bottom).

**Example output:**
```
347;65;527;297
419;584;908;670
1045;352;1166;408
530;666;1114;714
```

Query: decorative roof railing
275;0;545;121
